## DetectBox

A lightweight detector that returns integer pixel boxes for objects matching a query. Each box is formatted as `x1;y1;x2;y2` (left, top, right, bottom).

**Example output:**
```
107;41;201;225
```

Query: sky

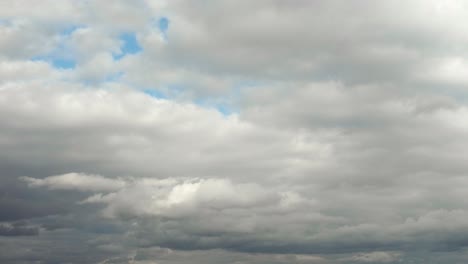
1;0;468;263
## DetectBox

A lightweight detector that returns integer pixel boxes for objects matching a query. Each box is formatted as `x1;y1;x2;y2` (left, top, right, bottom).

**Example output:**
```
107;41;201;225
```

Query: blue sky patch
159;17;169;32
32;56;76;69
215;104;235;116
51;58;76;69
143;89;167;99
157;17;170;41
194;98;236;116
60;25;85;36
114;32;142;60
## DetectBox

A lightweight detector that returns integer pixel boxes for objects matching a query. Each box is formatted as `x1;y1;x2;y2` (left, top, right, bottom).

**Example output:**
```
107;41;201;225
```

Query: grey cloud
0;197;66;222
21;173;468;255
133;0;468;86
342;251;402;263
2;1;468;263
0;222;38;236
0;81;315;181
3;73;468;260
0;19;59;59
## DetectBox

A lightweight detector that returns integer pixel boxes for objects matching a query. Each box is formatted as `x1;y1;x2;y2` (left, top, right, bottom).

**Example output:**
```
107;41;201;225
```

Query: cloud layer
2;1;468;263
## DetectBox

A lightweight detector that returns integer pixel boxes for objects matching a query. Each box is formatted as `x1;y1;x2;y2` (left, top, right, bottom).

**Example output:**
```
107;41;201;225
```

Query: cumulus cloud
82;177;304;220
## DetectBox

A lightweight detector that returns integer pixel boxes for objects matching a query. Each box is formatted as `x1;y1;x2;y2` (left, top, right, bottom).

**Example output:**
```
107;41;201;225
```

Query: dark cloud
0;222;38;236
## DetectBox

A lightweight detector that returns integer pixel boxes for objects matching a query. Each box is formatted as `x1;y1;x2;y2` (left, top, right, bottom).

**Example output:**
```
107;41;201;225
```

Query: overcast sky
2;1;468;263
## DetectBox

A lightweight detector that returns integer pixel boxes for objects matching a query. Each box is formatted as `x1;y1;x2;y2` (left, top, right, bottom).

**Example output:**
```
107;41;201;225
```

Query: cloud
0;222;39;236
130;0;468;85
5;66;468;261
20;173;125;192
81;177;301;219
344;251;402;263
0;60;56;83
2;1;468;263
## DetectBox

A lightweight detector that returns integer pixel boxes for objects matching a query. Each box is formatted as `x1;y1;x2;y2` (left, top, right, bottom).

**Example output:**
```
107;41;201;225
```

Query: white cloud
0;60;57;82
97;177;297;220
416;57;468;85
20;173;125;192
